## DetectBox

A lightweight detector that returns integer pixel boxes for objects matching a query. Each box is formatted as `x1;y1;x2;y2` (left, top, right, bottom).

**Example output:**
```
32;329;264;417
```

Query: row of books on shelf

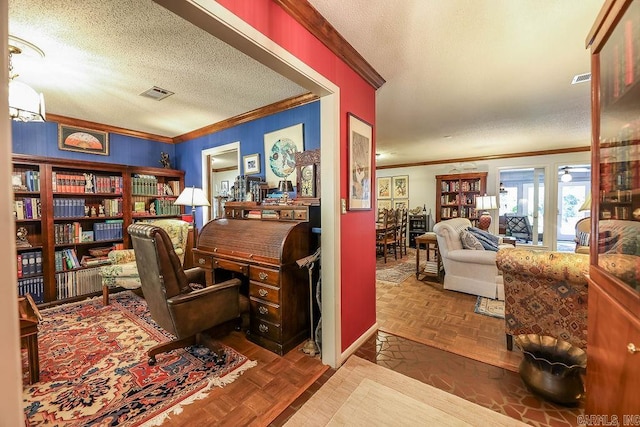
56;267;102;300
601;14;640;106
441;208;477;219
55;248;80;271
13;197;41;220
152;199;181;216
18;277;44;304
52;172;123;194
54;247;112;272
17;251;43;278
440;195;460;204
52;198;123;218
132;175;180;196
54;220;124;244
12;169;40;192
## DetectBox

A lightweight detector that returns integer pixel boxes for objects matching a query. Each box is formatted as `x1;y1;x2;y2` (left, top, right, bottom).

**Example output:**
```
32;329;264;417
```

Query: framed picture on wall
264;123;304;188
394;199;408;210
220;180;229;196
58;124;109;156
348;113;373;210
377;199;392;211
377;177;391;199
243;153;260;175
392;175;409;199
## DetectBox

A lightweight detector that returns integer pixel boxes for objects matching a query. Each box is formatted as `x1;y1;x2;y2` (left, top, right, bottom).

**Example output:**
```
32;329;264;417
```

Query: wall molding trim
375;146;591;170
46;114;174;144
48;93;319;145
173;92;318;143
273;0;385;90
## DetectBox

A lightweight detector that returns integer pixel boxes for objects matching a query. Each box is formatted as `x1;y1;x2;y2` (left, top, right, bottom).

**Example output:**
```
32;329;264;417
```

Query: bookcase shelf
12;154;184;305
435;172;487;224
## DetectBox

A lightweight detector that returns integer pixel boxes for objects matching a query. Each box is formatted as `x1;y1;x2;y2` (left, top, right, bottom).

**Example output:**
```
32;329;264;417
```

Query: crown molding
46;114;173;143
274;0;385;89
375;146;591;170
173;92;318;143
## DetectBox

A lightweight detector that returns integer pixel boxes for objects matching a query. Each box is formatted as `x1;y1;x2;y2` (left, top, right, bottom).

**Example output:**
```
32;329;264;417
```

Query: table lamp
174;186;210;228
475;194;497;231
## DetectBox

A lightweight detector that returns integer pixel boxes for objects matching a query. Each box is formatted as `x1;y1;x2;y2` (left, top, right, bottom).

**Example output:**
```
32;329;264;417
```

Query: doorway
557;165;591;251
201;142;240;223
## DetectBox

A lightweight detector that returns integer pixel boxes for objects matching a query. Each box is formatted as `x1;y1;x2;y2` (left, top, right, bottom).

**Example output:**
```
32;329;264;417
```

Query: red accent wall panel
217;0;377;351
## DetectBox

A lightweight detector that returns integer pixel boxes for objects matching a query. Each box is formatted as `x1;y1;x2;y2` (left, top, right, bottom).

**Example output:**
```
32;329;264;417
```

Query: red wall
217;0;377;351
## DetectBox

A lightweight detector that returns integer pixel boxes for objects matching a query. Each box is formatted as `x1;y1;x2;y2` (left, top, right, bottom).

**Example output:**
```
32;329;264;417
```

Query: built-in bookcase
12;154;184;306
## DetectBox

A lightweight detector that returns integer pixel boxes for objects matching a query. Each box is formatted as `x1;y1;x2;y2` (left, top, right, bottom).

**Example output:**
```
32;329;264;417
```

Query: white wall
376;151;591;247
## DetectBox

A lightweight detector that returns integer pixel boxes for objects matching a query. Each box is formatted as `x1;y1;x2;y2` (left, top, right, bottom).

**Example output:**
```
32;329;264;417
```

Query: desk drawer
250;298;280;324
249;266;279;287
249;282;280;305
251;318;281;342
212;258;249;275
194;254;213;269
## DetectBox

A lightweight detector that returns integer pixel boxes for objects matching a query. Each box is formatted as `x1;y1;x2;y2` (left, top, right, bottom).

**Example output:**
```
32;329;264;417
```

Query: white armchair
433;218;509;300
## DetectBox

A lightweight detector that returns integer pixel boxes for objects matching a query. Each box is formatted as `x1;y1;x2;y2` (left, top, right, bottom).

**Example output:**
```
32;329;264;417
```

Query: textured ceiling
8;0;307;138
9;0;603;167
309;0;602;166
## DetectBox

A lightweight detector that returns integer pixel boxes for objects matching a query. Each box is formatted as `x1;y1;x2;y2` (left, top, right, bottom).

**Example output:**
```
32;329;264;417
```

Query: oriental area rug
23;291;256;427
474;296;505;319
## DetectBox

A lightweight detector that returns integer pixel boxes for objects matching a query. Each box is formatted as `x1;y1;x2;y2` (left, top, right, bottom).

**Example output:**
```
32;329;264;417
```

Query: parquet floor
375;248;522;372
159;331;327;427
157;247;583;426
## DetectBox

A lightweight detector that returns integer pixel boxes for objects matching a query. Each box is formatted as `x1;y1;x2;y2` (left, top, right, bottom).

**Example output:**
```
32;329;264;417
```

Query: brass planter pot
515;334;587;406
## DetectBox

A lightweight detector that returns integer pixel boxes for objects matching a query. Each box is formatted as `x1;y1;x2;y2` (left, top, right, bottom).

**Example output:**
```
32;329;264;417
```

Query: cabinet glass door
597;0;640;292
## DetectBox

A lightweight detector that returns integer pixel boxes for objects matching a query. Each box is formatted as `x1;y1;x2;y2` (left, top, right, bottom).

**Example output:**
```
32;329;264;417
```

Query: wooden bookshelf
12;154;184;306
435;172;487;224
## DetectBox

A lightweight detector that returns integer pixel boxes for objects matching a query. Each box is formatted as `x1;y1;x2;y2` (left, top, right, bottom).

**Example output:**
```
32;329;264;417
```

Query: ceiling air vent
139;86;175;101
571;73;591;85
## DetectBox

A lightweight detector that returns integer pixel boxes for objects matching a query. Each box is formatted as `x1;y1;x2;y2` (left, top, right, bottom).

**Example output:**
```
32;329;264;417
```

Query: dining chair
376;208;398;263
395;208;408;257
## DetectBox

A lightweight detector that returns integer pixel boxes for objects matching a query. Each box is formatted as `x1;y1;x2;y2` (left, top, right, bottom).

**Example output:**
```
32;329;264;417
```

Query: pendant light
8;37;46;122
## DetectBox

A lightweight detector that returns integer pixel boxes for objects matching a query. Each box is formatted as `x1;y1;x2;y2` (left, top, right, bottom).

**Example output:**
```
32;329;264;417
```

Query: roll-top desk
194;217;311;355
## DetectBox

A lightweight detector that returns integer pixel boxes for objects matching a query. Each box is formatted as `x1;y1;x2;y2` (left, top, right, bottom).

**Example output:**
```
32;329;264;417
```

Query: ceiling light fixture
8;37;46;122
561;167;573;183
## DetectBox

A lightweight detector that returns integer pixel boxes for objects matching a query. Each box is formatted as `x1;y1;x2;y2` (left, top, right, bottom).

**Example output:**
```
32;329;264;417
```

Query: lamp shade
579;193;591;212
174;186;210;207
9;80;46;122
278;180;294;192
475;195;497;211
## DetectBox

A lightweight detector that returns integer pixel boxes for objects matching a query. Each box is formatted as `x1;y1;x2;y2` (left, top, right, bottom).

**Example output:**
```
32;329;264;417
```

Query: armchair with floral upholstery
100;219;191;304
495;248;589;352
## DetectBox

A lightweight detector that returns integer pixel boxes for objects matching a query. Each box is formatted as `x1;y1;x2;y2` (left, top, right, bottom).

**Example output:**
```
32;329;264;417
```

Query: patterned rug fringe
141;360;258;427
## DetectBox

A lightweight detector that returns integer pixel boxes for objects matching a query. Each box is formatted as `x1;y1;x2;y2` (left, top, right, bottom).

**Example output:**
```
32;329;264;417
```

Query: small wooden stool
415;232;442;281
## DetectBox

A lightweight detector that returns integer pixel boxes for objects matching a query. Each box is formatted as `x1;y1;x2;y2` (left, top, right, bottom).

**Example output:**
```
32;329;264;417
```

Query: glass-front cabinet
594;0;640;293
586;0;640;416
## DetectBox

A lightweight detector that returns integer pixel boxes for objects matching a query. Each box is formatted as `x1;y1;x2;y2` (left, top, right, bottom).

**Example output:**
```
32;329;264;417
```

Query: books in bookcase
17;251;43;277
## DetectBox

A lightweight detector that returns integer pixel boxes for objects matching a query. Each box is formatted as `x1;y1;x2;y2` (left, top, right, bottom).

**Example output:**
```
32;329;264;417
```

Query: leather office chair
128;222;244;365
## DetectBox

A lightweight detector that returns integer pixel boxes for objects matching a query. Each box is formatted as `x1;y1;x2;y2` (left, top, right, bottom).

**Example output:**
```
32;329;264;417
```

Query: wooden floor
161;248;523;426
376;249;522;372
160;332;328;427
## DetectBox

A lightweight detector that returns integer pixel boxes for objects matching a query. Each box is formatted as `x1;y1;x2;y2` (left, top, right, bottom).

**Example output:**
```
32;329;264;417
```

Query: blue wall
12;121;176;168
12;101;321;228
11;101;320;175
174;101;320;189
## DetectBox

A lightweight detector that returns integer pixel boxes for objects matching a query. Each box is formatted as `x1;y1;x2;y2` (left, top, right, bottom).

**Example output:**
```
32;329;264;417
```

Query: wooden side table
19;294;41;384
502;236;517;246
415;232;442;281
